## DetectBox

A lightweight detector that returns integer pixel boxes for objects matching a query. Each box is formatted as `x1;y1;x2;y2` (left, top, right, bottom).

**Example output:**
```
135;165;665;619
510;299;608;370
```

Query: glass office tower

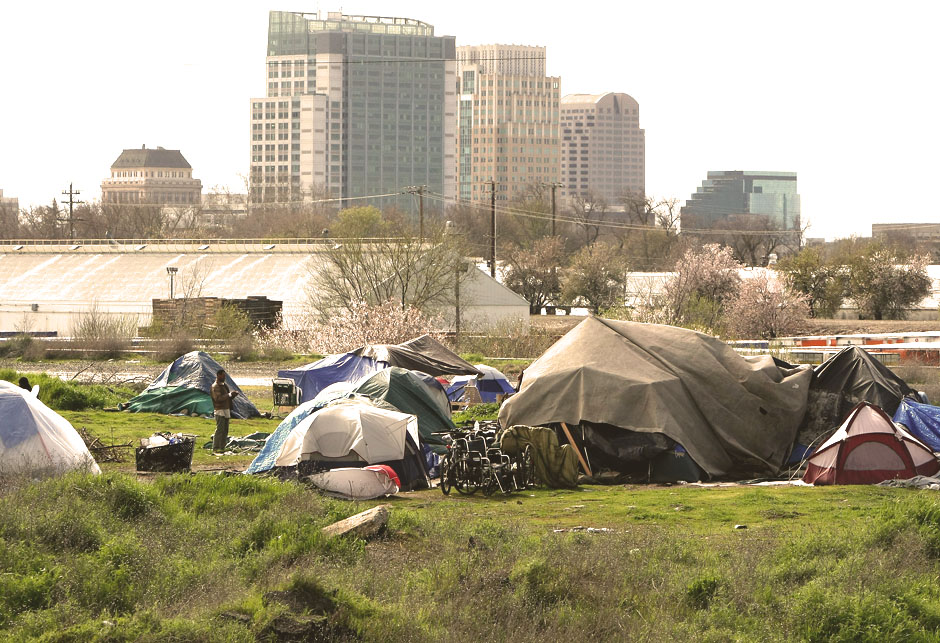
249;12;457;207
681;171;801;231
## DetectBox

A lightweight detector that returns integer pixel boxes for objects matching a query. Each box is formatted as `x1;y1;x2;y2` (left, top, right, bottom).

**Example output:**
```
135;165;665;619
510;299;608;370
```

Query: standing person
211;369;238;453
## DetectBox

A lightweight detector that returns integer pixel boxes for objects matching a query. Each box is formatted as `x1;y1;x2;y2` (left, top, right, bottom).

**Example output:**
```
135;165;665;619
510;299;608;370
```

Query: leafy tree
841;243;931;320
725;274;809;339
775;246;845;317
331;205;387;238
504;236;565;313
561;243;627;314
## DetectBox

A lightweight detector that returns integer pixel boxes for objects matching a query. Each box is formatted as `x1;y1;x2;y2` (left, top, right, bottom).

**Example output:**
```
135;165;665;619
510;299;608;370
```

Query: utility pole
405;185;427;240
549;182;562;237
60;183;84;240
487;178;497;278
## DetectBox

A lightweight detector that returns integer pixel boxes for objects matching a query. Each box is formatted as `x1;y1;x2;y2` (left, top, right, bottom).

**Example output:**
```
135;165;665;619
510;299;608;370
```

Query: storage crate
135;436;196;473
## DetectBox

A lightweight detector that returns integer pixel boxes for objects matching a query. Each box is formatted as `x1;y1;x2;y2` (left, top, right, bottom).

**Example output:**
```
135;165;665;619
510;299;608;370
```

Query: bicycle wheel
439;453;453;495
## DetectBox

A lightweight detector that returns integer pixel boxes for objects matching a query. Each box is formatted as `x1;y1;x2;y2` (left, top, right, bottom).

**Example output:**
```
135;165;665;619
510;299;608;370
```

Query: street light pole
166;266;178;299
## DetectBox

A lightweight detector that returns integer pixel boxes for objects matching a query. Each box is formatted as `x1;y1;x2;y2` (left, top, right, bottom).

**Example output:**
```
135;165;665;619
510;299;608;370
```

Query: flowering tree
843;246;931;320
725;274;809;339
637;244;742;332
255;300;443;356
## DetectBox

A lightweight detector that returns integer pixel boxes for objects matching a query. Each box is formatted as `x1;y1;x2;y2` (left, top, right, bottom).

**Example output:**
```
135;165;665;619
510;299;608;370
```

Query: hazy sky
2;1;937;240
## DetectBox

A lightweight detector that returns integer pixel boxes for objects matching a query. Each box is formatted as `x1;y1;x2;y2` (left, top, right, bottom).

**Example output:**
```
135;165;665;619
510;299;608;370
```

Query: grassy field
5;366;940;640
2;473;940;641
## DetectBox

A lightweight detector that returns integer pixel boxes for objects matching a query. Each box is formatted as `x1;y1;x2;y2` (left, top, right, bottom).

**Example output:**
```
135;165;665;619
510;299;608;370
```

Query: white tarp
275;403;418;467
0;380;101;477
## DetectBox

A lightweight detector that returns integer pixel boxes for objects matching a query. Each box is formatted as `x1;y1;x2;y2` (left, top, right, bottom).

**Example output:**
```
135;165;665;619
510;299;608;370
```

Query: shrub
70;302;138;358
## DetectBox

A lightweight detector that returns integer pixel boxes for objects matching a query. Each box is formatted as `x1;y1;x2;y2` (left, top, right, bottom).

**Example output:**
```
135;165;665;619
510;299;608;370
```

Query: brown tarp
498;317;812;477
354;335;481;377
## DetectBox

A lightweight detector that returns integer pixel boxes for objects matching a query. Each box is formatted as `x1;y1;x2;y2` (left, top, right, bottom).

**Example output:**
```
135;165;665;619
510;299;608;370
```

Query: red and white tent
804;402;939;485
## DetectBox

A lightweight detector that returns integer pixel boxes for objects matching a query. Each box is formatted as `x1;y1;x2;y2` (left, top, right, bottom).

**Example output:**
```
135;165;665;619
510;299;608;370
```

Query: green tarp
352;367;455;453
120;385;214;417
500;425;578;489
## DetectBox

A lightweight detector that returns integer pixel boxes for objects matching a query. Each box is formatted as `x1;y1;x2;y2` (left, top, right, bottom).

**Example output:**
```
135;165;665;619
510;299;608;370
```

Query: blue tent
446;364;515;404
278;352;386;404
893;398;940;452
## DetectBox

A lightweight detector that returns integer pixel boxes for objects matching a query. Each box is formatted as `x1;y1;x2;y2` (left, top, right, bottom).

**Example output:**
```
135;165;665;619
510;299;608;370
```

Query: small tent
893;398;940;452
271;401;429;490
352;335;481;377
0;380;101;477
245;394;400;475
277;352;385;404
122;351;260;418
447;364;515;403
803;402;939;485
352;367;455;453
800;346;914;445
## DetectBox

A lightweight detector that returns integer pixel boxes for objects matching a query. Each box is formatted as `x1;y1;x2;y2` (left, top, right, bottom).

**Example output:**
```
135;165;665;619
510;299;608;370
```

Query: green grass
2;474;940;641
0;369;139;411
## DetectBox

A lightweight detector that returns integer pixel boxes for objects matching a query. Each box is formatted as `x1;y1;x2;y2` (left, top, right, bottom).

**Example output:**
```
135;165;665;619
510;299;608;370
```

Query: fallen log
321;504;390;540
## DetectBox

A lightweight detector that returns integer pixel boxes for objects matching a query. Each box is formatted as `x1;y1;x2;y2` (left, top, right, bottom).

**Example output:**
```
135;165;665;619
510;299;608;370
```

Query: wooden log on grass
321;504;390;540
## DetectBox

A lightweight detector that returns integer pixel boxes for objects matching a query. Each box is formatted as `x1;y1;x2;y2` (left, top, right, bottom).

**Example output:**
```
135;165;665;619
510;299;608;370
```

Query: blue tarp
893;398;940;452
278;352;386;404
244;399;322;474
446;365;515;404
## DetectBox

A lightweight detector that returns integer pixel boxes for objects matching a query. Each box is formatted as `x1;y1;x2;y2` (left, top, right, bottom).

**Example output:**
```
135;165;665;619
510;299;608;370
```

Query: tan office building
560;93;645;203
456;44;560;203
101;146;202;206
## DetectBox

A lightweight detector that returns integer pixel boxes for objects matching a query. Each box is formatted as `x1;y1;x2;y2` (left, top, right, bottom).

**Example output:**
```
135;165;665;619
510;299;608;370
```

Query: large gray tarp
353;335;481;377
498;317;812;477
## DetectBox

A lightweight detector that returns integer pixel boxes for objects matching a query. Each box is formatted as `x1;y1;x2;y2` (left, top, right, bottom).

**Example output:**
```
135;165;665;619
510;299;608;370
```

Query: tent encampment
352;367;455;453
121;351;260;418
800;346;914;445
447;364;515;403
271;401;429;490
277;352;385;404
803;402;939;485
353;335;481;377
893;398;940;452
0;380;101;477
498;317;813;478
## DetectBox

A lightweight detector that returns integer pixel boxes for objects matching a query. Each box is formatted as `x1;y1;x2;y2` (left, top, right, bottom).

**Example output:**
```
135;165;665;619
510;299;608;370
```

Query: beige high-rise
560;93;645;204
456;45;560;204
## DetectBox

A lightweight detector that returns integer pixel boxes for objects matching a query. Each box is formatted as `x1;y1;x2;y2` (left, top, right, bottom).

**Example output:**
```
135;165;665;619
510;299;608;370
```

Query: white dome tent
0;380;101;478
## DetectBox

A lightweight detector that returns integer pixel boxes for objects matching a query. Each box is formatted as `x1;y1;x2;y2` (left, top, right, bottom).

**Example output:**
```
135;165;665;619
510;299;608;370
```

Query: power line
423;191;802;237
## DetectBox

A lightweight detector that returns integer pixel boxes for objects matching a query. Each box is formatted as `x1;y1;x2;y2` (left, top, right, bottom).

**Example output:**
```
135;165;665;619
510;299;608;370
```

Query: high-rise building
0;190;18;237
560;93;645;204
100;146;202;206
249;11;457;207
681;171;801;231
456;45;560;203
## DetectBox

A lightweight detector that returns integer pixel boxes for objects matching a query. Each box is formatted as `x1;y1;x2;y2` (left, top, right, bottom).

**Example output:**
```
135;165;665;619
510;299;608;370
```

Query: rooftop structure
101;146;202;206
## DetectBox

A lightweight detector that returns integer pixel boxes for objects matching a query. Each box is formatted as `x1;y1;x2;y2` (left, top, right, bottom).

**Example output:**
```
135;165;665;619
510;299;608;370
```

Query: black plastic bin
136;437;196;473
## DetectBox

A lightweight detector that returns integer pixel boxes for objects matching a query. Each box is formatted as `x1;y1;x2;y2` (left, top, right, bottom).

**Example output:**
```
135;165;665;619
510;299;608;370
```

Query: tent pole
560;422;592;478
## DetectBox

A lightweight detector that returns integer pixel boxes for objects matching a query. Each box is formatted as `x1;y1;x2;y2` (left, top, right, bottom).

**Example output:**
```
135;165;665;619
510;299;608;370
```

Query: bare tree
308;223;471;317
568;192;609;247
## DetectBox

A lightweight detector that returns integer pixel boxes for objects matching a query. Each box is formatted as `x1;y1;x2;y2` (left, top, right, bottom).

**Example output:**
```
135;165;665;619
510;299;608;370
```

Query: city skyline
1;1;938;240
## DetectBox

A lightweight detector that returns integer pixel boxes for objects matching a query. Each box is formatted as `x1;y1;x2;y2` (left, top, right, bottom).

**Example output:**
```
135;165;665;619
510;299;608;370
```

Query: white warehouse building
0;241;529;336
